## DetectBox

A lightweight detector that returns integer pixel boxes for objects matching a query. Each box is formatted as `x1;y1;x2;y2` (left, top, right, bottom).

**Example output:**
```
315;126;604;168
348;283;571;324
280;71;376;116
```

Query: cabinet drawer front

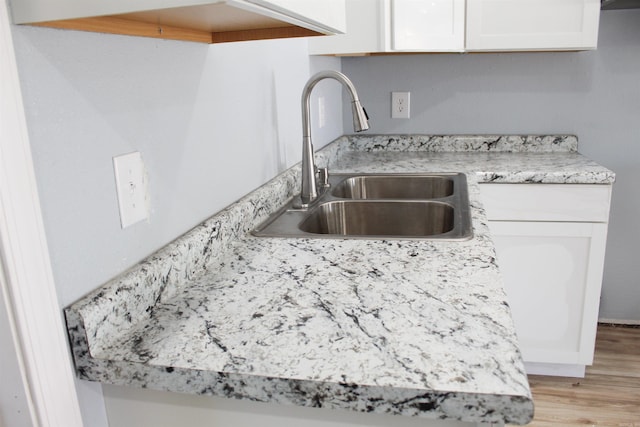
479;184;612;222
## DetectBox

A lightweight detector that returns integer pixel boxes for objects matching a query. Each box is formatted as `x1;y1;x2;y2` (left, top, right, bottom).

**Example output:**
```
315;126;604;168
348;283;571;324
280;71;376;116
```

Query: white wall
342;9;640;322
11;25;343;427
102;385;468;427
0;270;33;427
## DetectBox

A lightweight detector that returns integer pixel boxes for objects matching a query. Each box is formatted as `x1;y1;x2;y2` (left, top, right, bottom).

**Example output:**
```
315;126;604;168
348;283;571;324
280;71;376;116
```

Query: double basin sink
252;173;473;240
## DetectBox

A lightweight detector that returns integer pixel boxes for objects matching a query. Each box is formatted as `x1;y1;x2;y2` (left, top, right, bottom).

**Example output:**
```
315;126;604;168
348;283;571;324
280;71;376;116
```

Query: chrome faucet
299;70;369;207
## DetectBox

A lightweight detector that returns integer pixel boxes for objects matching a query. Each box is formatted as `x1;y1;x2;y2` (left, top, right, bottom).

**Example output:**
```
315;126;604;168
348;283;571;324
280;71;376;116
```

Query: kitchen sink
252;173;472;240
299;200;454;237
332;175;454;199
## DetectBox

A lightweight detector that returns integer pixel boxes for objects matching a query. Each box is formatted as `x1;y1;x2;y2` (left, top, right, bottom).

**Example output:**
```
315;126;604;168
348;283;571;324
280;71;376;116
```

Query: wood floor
510;324;640;427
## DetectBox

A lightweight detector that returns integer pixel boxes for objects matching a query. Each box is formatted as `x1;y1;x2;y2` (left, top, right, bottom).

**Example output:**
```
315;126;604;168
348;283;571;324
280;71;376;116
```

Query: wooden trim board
31;16;321;44
32;16;214;43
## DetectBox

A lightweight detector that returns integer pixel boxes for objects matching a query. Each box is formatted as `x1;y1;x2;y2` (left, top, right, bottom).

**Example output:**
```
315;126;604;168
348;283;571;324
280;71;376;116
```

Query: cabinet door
391;0;465;52
309;0;465;55
489;221;608;367
466;0;601;51
308;0;384;55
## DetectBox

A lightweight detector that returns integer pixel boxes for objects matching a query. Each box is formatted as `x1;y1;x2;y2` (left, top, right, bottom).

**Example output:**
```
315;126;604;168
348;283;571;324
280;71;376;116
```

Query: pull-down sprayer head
351;99;369;133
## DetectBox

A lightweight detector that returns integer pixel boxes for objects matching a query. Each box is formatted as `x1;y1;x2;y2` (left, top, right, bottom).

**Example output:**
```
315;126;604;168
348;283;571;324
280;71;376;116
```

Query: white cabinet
391;0;465;51
308;0;386;55
11;0;346;44
479;183;612;378
309;0;465;55
310;0;599;55
466;0;601;51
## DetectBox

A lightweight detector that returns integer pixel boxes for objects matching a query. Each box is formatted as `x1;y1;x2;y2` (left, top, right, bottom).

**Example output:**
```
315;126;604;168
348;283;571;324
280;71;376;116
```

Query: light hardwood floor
511;324;640;427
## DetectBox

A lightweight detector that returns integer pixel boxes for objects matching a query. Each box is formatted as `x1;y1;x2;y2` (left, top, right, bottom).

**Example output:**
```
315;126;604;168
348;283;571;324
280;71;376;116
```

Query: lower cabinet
479;183;612;377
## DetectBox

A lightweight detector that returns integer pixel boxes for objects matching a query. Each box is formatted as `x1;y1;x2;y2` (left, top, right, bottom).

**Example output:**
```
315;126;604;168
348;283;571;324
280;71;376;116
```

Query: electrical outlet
113;152;149;229
318;96;326;129
391;91;410;119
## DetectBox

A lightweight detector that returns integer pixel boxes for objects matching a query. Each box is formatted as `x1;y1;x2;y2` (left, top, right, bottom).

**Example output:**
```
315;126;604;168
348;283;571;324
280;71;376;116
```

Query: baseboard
524;362;586;378
598;319;640;326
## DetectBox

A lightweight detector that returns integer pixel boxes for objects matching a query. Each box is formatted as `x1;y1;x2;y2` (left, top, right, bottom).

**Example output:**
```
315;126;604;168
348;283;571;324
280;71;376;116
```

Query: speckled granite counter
65;135;614;426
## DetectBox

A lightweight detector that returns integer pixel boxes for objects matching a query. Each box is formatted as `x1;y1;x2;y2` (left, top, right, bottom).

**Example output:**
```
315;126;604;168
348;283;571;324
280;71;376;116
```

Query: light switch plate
113;152;149;229
318;96;326;128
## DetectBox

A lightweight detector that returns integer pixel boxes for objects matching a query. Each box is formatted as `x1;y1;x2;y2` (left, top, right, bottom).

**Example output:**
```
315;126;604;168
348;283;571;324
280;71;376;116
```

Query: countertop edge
65;310;534;425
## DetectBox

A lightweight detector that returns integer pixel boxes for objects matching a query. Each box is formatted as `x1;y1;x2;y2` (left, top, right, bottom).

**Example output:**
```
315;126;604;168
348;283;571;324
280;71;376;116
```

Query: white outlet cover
392;91;410;119
113;151;149;229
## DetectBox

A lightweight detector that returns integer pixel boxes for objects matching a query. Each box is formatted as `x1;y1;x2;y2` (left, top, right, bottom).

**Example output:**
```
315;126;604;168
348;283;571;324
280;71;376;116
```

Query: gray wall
342;9;640;322
11;26;342;427
12;28;344;309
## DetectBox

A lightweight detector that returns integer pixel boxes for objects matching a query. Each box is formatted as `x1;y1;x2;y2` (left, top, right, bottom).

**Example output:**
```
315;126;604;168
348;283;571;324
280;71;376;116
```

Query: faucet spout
300;71;369;207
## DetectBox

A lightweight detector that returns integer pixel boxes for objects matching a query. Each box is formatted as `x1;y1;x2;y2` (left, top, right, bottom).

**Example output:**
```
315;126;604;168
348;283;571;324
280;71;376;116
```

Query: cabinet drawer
479;184;612;222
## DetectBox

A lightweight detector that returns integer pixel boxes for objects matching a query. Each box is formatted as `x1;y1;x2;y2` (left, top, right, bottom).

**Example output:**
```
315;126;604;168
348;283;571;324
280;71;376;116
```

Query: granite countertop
65;135;614;426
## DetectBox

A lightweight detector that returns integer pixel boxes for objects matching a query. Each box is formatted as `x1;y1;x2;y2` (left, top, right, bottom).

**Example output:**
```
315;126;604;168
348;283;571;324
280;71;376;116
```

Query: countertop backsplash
344;134;578;152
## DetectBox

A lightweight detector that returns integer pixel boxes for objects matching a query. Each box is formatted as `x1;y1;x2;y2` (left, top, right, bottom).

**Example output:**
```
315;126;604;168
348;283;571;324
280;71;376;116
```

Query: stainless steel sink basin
299;200;454;237
252;173;472;240
332;175;454;199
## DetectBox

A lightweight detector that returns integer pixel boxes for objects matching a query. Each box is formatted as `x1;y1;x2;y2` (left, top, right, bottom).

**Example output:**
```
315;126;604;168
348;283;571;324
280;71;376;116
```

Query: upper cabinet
309;0;465;55
309;0;385;55
391;0;465;51
309;0;600;55
11;0;346;44
466;0;600;51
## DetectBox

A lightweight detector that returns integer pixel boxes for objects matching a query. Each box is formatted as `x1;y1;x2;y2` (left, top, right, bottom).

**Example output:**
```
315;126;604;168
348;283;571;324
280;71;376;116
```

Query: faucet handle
317;167;329;188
